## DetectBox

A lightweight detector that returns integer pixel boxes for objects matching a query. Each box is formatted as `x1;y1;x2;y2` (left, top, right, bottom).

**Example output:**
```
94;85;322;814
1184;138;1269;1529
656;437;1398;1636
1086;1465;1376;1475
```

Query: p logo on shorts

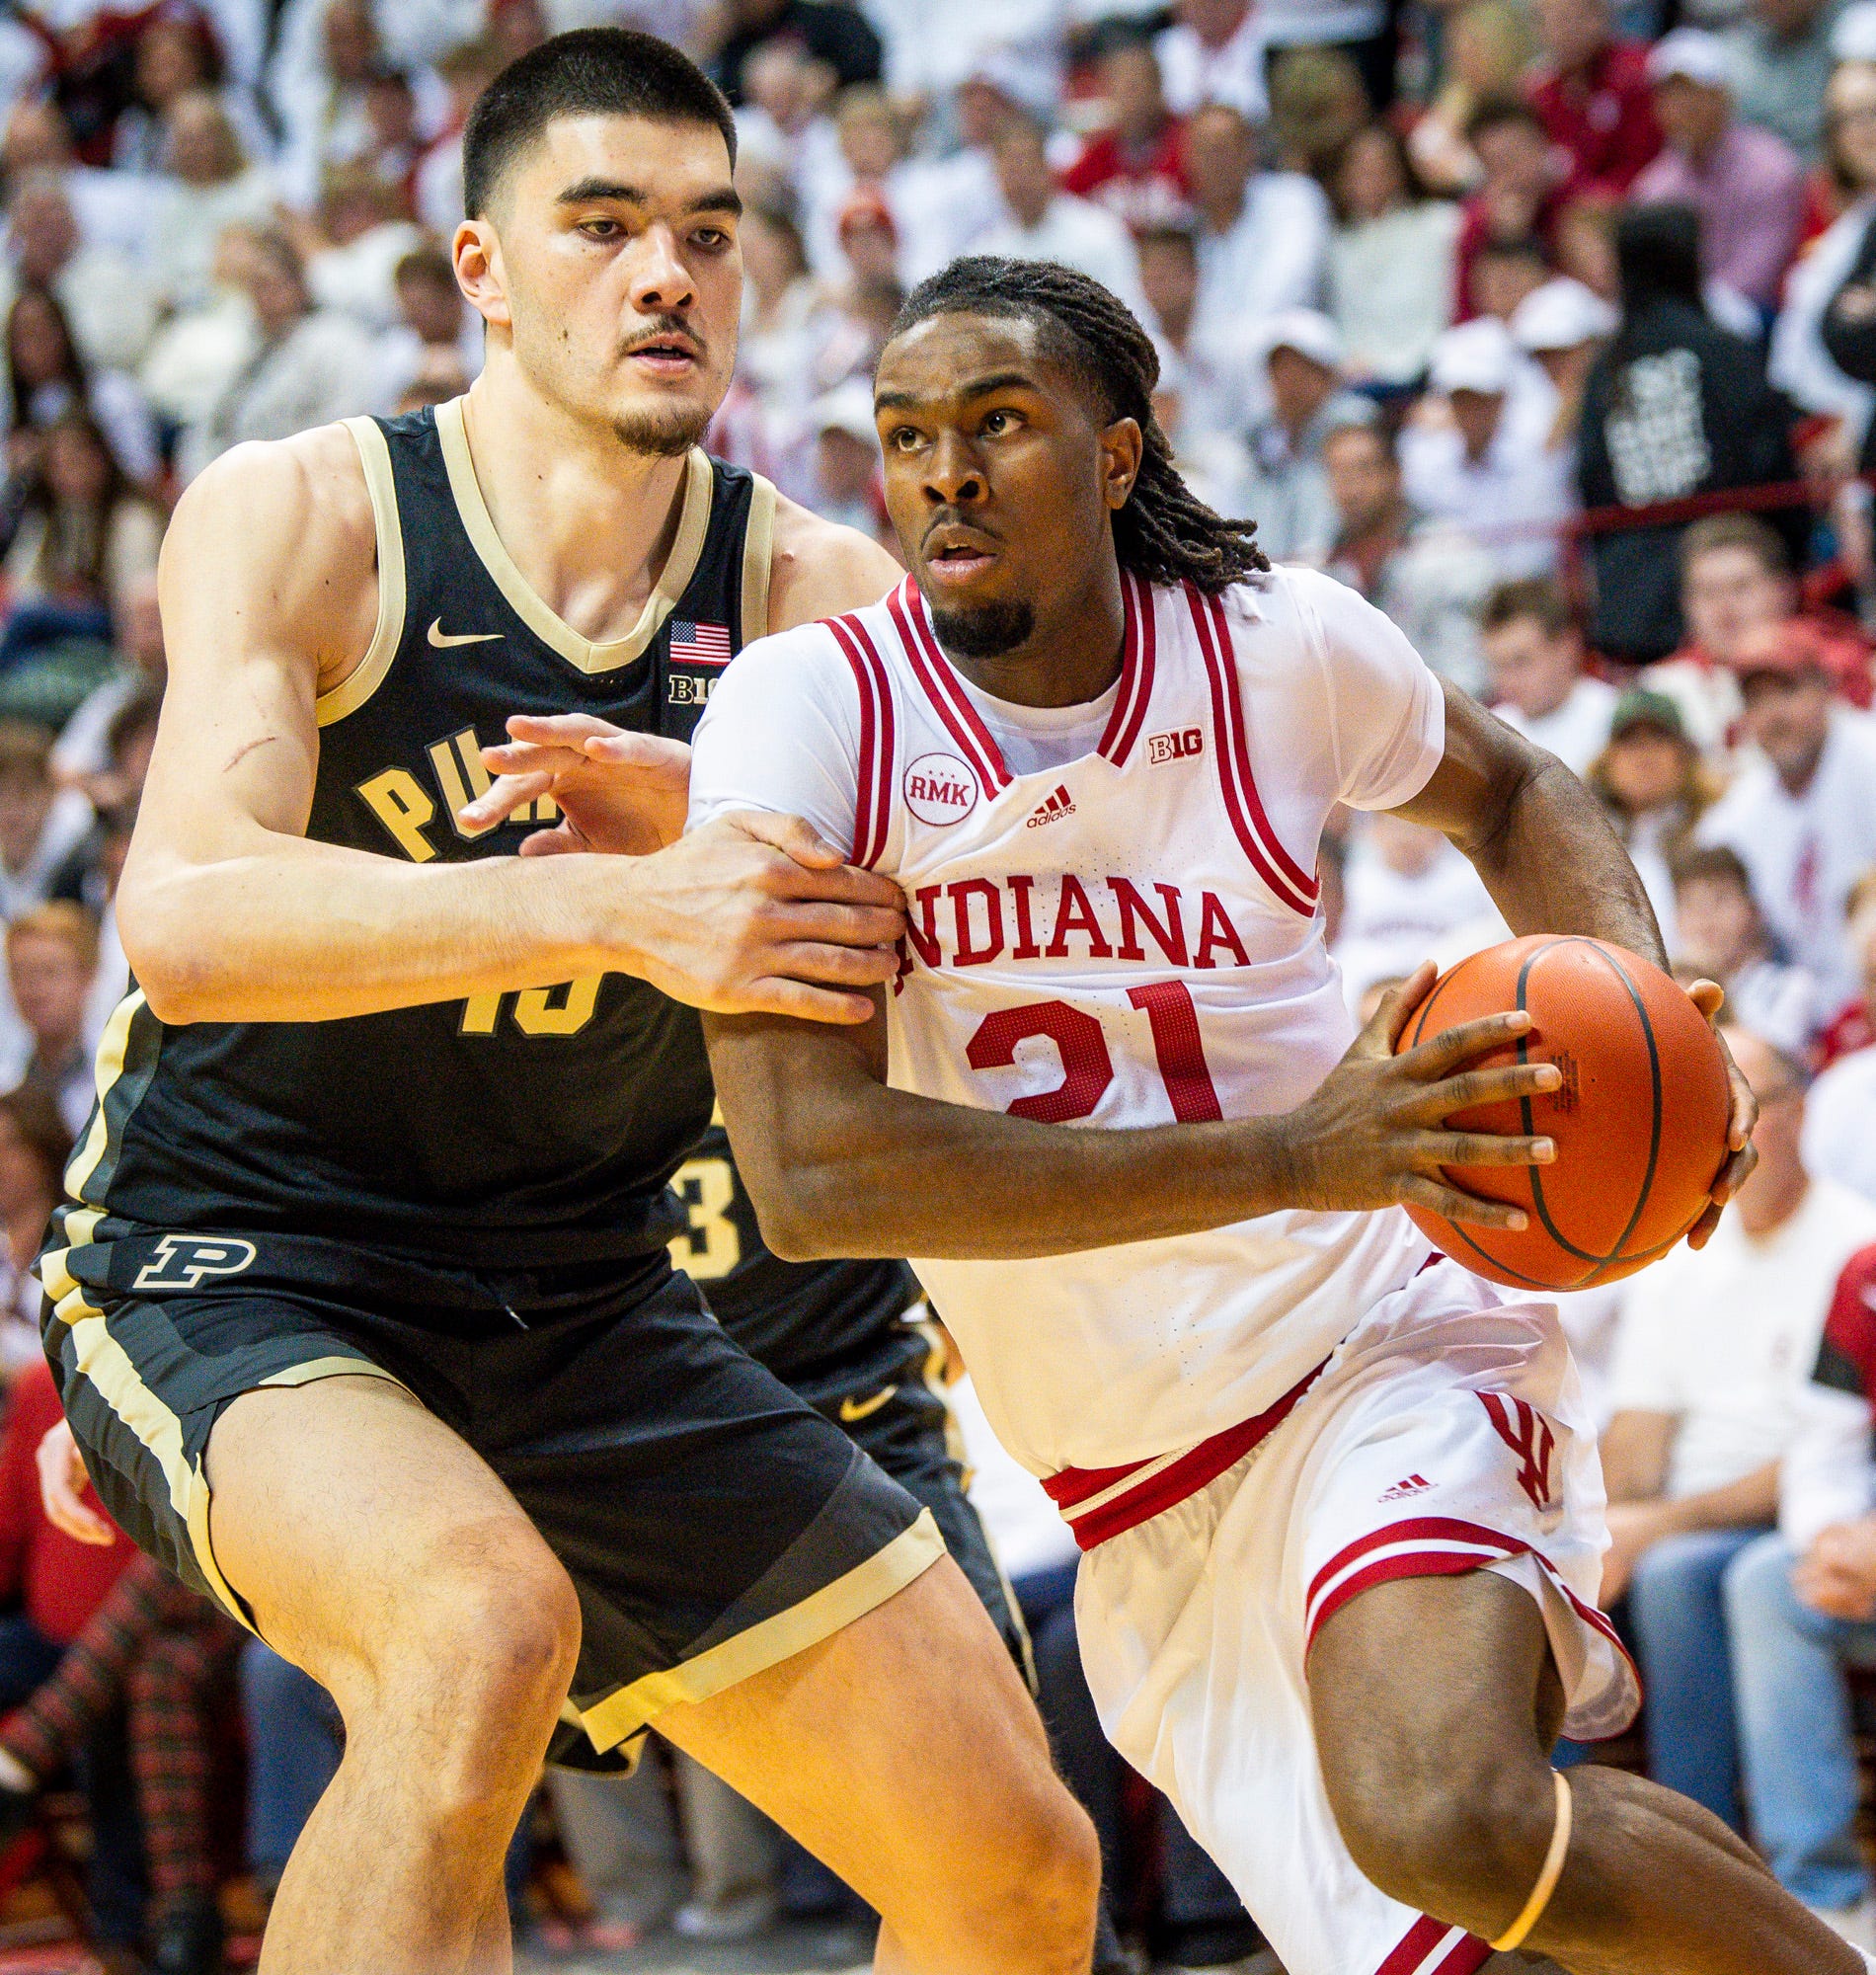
133;1235;259;1292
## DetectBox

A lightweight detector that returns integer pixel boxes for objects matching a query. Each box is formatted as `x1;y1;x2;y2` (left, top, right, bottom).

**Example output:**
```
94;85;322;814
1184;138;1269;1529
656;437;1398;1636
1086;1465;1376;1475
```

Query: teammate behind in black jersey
33;34;1100;1975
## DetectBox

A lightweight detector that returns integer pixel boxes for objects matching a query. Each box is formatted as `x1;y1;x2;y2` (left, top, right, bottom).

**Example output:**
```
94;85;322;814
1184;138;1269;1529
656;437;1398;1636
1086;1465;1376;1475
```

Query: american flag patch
668;619;733;667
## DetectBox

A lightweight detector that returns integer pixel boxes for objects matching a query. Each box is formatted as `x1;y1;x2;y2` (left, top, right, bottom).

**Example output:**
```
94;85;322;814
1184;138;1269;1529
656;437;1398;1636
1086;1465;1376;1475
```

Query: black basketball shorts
39;1209;943;1764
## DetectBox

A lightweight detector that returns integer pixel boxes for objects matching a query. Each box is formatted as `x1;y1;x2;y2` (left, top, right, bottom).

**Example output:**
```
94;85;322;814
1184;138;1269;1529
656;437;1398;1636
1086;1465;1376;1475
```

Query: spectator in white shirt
181;228;383;480
1184;102;1331;352
1696;622;1876;1009
1598;1027;1876;1836
3;175;158;379
1477;575;1618;774
1400;318;1575;579
1238;311;1364;562
1326;120;1461;386
1;902;99;1141
1155;0;1268;120
0;724;90;925
974;112;1147;321
1672;842;1819;1060
1331;810;1502;1007
2;283;158;488
1137;222;1262;464
1319;417;1496;692
151;90;279;316
1803;902;1876;1205
1584;688;1718;948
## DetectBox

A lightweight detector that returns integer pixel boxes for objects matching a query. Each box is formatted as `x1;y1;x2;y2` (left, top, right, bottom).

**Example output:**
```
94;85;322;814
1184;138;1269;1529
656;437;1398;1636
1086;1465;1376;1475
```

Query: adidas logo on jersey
1026;785;1076;829
1146;726;1205;764
1379;1474;1434;1502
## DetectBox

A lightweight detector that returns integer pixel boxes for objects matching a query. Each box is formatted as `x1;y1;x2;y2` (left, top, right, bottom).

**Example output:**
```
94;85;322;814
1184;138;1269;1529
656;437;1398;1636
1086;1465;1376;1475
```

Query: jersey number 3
968;982;1222;1123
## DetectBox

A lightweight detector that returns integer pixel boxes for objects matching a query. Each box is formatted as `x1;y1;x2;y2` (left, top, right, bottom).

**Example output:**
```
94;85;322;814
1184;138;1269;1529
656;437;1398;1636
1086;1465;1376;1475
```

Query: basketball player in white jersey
651;260;1855;1975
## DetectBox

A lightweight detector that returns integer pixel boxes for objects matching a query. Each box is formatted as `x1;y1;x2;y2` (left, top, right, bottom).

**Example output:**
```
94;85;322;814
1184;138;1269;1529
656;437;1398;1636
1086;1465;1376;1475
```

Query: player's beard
610;402;712;458
928;600;1036;659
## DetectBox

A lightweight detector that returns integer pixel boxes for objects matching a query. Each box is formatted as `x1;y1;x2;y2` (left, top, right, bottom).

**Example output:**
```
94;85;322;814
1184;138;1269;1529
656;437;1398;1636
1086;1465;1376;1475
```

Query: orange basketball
1393;935;1732;1291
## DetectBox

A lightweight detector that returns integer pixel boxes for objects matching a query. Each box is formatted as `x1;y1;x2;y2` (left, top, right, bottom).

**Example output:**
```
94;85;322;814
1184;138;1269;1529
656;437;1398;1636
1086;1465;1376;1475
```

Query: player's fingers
1366;960;1438;1056
1400;1009;1535;1075
727;810;850;871
761;900;906;949
515;825;586;857
504;712;628;749
1421;1132;1555;1168
1685;977;1725;1020
734;978;882;1025
757;848;907;914
1408;1060;1561;1119
1725;1061;1759;1152
1708;1140;1759;1205
767;940;903;988
459;769;552;830
38;1441;111;1544
583;732;692;778
1684;1200;1724;1249
1395;1173;1529;1231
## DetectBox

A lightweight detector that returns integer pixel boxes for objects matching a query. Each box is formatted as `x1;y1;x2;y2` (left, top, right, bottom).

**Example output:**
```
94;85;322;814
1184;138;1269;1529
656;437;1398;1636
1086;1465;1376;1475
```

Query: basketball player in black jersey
30;32;1099;1975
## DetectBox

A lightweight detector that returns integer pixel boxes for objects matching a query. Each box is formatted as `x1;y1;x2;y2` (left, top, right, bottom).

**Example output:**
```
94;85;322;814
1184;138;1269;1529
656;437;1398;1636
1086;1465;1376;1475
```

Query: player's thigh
656;1551;1079;1911
205;1374;580;1715
1308;1569;1563;1865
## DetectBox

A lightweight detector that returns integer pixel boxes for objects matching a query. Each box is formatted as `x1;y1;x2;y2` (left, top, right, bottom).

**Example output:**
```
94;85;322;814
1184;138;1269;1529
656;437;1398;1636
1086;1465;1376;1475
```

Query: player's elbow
738;1142;861;1262
116;882;216;1024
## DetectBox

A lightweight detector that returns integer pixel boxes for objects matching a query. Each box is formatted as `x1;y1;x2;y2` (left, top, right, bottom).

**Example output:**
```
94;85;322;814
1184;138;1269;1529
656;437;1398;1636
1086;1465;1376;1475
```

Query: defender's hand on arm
462;714;692;856
615;813;904;1024
37;1420;113;1545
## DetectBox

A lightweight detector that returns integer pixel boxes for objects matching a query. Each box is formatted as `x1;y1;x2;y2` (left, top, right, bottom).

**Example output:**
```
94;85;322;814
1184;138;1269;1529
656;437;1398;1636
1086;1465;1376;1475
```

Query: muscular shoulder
765;492;901;634
166;423;379;688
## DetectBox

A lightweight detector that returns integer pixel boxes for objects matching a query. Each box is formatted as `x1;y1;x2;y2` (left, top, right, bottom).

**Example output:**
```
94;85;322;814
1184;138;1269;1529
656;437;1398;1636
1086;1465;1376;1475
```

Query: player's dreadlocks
888;257;1270;595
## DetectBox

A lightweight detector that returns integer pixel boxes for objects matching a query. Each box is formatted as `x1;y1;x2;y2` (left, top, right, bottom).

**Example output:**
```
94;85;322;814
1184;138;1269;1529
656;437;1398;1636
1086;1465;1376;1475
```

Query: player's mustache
620;315;705;359
921;508;1002;550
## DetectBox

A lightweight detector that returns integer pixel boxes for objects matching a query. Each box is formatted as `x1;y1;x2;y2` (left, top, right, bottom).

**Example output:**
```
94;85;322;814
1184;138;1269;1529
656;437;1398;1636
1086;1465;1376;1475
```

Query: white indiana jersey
688;565;1446;1480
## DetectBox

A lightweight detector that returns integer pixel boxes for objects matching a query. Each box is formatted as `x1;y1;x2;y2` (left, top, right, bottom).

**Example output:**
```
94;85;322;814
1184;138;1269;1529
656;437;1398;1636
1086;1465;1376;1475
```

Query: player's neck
935;563;1129;711
456;366;694;644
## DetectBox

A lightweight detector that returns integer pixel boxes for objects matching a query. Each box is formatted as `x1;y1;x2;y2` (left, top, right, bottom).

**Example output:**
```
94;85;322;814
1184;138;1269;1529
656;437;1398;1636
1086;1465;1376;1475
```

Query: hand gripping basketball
1389;937;1736;1291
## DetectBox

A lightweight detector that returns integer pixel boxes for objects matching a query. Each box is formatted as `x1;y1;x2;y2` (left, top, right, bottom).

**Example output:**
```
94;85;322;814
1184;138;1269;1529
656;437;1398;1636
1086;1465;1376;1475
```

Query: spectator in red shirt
0;1359;142;1957
1060;27;1190;233
1526;0;1663;195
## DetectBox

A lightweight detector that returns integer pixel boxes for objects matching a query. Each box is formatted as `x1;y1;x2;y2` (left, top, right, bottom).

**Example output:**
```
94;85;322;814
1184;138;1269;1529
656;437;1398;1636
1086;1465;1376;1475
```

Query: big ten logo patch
1146;728;1204;765
133;1235;259;1292
903;752;979;828
1479;1391;1558;1513
666;672;716;707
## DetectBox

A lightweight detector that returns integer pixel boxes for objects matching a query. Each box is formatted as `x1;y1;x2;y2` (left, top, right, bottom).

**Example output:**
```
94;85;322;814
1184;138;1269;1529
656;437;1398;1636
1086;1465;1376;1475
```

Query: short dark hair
463;28;736;220
1669;842;1753;896
1680;511;1788;578
1464;97;1547;147
1480;576;1576;639
889;257;1269;594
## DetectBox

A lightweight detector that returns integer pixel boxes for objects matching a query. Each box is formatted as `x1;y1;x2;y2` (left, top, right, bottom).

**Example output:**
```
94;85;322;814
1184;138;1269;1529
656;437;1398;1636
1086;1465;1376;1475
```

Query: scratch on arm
223;734;278;773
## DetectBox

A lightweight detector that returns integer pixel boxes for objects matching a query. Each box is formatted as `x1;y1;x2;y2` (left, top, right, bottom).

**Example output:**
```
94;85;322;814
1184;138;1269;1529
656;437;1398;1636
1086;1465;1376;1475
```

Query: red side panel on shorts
1374;1915;1493;1975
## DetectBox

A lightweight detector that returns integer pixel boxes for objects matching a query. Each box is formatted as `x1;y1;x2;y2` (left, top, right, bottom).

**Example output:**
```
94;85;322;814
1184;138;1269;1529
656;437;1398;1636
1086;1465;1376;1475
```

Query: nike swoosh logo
837;1384;897;1423
428;619;503;648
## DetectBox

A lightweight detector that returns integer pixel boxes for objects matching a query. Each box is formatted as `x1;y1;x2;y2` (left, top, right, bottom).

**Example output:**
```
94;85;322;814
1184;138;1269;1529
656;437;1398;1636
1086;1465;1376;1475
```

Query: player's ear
1099;417;1142;514
453;217;511;332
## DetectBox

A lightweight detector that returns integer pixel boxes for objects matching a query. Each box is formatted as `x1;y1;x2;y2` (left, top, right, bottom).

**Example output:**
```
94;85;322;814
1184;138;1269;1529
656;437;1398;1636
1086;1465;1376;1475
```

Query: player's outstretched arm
118;434;904;1026
705;975;1563;1263
1396;681;1757;1239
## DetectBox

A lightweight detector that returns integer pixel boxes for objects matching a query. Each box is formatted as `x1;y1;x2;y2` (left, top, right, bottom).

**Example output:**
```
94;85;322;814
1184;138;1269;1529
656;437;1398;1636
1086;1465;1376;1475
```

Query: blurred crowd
0;0;1866;1969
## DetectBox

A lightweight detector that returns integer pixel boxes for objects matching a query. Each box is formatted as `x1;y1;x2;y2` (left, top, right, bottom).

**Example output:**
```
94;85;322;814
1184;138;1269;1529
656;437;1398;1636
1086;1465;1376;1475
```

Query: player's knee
950;1776;1101;1968
396;1536;582;1748
1326;1740;1556;1933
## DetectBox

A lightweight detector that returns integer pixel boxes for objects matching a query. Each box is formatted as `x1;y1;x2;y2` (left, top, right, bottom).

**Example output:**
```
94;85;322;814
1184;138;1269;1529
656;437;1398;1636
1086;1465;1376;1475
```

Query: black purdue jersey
80;401;916;1357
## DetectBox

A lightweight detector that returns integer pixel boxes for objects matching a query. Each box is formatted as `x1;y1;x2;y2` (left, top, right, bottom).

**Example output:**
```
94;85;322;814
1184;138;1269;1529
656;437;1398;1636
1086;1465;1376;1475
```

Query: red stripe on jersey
1096;573;1154;765
1374;1917;1491;1975
893;582;1011;792
826;616;881;866
1113;572;1159;764
1306;1515;1524;1617
1199;588;1319;907
1188;587;1316;918
827;613;895;867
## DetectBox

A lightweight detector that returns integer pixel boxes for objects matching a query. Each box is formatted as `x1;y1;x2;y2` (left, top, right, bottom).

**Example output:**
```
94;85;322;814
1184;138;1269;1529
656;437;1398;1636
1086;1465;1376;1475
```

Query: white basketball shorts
1072;1259;1639;1975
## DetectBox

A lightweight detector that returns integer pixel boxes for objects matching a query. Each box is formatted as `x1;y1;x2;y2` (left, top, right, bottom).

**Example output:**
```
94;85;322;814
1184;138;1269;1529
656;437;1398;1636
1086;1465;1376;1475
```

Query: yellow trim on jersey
258;1355;408;1392
317;418;409;728
433;396;714;675
64;990;142;1202
741;472;776;642
575;1507;945;1753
